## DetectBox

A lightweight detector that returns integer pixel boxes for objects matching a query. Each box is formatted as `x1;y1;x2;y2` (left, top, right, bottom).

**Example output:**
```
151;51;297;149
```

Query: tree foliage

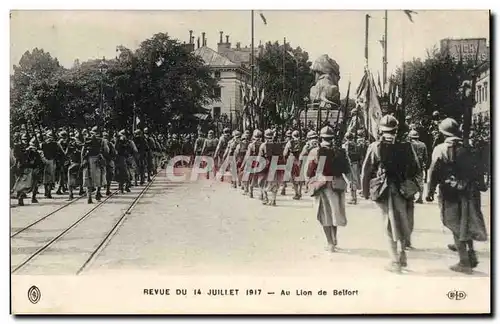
255;41;315;128
10;33;219;133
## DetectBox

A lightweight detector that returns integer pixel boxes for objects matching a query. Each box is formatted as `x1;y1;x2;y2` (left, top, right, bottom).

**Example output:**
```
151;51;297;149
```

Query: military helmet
59;130;68;137
432;110;440;117
143;127;149;134
307;130;318;139
21;133;28;141
91;126;99;134
208;130;214;135
241;133;249;140
285;130;292;137
244;129;251;135
320;126;335;139
264;129;274;139
378;115;399;132
408;130;419;139
439;118;460;137
252;129;262;139
356;129;364;136
233;130;241;137
28;137;37;147
291;130;300;139
134;129;142;135
223;127;231;135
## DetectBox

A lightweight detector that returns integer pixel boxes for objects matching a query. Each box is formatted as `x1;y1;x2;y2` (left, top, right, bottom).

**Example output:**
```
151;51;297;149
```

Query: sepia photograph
9;8;491;314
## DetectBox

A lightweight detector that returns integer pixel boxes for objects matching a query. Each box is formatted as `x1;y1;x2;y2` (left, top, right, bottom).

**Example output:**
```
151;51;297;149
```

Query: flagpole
365;14;370;66
383;10;388;86
251;10;255;129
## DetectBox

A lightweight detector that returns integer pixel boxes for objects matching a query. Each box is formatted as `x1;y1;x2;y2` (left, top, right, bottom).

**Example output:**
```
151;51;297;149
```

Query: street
11;168;491;278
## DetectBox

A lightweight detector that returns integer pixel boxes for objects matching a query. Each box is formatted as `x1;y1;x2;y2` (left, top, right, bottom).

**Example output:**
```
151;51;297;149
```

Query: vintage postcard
9;9;491;314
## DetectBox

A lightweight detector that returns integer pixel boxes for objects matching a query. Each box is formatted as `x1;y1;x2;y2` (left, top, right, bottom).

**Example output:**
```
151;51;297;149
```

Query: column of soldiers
11;126;167;206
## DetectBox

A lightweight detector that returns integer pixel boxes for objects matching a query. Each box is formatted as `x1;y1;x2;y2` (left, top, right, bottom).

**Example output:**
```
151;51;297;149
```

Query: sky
10;10;489;96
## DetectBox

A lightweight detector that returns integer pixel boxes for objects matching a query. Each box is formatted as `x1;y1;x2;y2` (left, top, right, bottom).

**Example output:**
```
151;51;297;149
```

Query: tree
254;41;314;128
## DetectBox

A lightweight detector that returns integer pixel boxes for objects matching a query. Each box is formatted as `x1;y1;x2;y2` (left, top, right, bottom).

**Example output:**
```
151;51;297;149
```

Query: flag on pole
259;88;265;107
259;12;267;25
136;117;140;126
403;10;417;23
377;71;383;95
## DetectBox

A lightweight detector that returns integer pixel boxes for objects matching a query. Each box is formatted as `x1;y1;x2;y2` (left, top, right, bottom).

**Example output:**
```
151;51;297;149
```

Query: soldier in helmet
214;128;231;177
258;129;284;206
56;130;70;195
194;129;206;158
234;132;250;193
13;137;44;206
299;130;320;193
223;130;241;188
143;128;157;176
283;130;303;199
102;131;117;196
408;130;428;204
242;129;263;198
133;129;150;185
426;118;488;274
41;130;65;198
200;130;218;179
279;130;293;196
67;130;85;200
361;115;421;273
306;125;352;252
343;132;362;204
81;126;109;204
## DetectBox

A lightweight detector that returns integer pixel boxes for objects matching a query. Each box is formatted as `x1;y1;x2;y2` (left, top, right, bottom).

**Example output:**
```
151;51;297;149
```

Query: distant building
186;31;261;126
473;61;490;119
440;38;489;62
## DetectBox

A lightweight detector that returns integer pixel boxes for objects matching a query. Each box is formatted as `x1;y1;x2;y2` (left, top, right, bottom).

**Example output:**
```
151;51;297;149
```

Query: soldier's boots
18;197;24;206
56;187;63;195
468;250;479;268
106;184;112;196
249;189;254;198
450;262;473;274
293;194;301;200
280;187;286;196
399;251;408;268
95;190;102;202
31;193;38;203
68;191;74;200
44;185;53;199
79;186;86;196
415;192;424;204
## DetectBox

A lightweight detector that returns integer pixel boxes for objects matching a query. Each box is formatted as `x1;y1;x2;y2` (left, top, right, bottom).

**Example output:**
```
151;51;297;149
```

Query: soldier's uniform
133;129;150;184
242;129;263;198
201;130;218;179
194;131;206;157
409;130;428;203
258;129;284;206
279;130;293;196
41;131;65;198
361;115;421;273
427;118;487;274
283;130;303;199
102;131;117;196
223;130;241;188
13;137;44;206
81;127;109;203
144;128;157;175
214;128;231;176
67;133;85;199
56;131;70;195
343;133;362;204
235;133;250;194
299;131;320;193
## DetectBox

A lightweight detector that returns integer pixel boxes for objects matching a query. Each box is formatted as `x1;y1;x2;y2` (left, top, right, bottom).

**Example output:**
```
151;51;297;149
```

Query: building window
477;86;482;103
484;83;488;102
214;87;221;99
213;107;221;119
214;71;221;79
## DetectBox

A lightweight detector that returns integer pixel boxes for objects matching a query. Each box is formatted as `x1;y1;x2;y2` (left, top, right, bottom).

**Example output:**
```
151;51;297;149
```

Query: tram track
10;172;160;275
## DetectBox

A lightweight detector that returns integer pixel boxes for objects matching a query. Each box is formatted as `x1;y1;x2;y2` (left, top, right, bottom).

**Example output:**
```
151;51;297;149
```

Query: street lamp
98;57;108;127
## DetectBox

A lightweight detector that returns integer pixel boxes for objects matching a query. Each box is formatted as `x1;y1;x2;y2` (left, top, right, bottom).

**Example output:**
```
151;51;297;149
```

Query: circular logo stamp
28;286;41;304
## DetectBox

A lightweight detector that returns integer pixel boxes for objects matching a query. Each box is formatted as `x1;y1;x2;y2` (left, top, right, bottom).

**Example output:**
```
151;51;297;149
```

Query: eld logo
447;290;467;300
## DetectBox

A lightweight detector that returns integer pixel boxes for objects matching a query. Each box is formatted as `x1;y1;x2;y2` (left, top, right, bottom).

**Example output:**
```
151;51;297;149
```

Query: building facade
189;31;259;126
473;61;490;119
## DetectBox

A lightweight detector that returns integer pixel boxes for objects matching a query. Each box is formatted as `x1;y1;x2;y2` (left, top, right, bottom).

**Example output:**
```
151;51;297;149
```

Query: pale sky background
10;10;489;96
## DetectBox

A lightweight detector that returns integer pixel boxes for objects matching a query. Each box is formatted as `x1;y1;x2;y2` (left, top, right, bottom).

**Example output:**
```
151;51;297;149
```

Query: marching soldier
361;115;421;273
102;131;117;196
67;131;85;200
201;130;218;179
194;130;206;157
13;137;44;206
214;128;231;176
408;130;428;203
299;130;320;193
343;133;362;204
115;130;133;193
258;129;284;206
223;130;241;188
283;130;303;199
235;132;250;194
306;125;353;252
56;130;70;195
41;131;65;199
144;128;157;176
242;129;263;198
81;126;109;204
133;129;150;185
279;130;293;195
426;118;488;274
